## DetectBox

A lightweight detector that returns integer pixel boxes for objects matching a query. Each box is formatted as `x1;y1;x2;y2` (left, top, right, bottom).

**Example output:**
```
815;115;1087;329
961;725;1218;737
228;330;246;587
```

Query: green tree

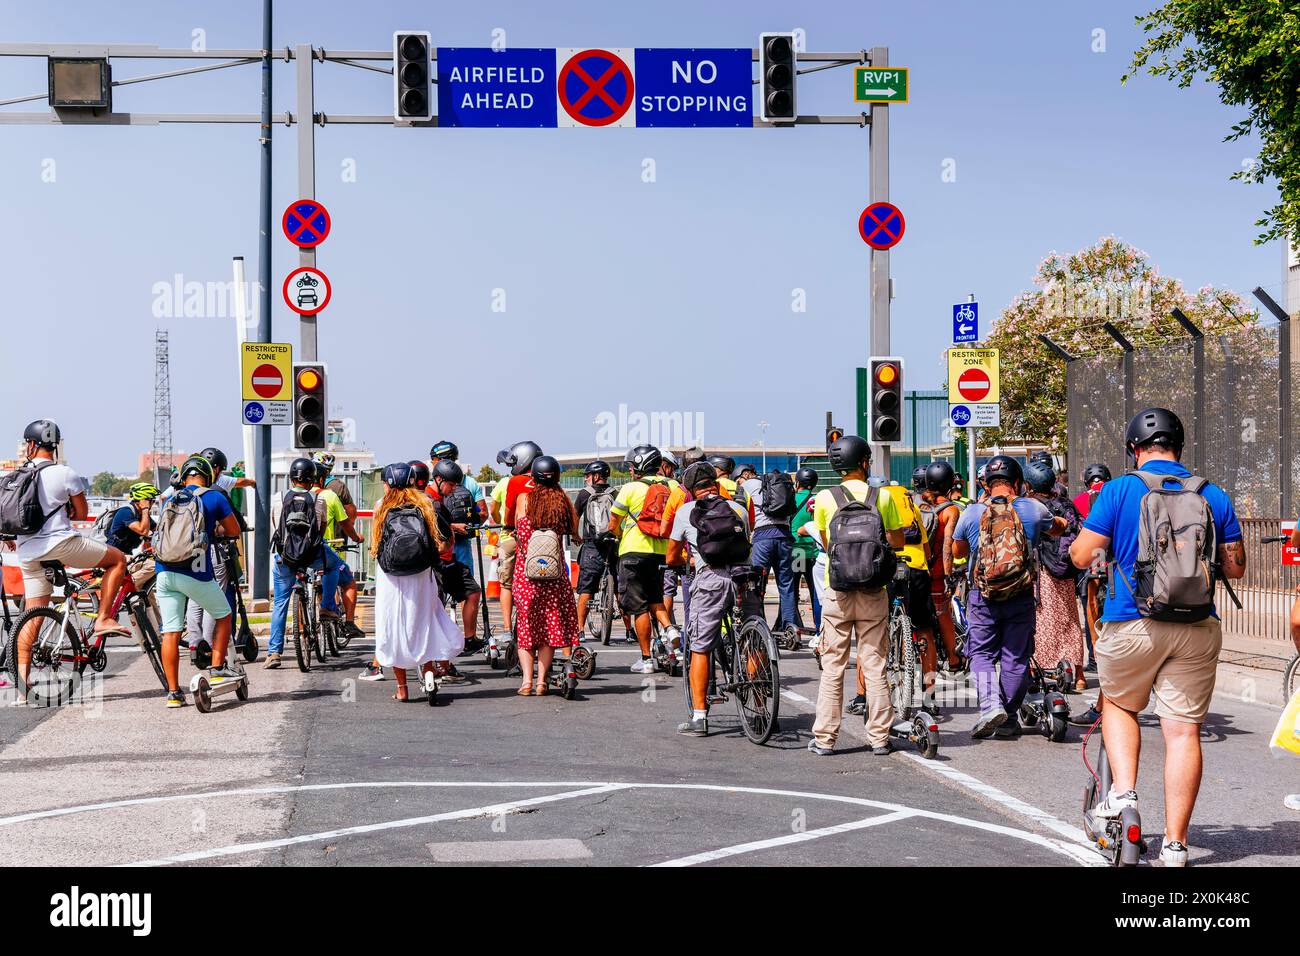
475;464;501;484
89;471;118;496
1127;0;1300;243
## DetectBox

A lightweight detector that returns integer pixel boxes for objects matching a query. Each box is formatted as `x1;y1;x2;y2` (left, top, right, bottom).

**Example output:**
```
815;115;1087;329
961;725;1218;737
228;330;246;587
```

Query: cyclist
104;482;161;588
920;460;964;690
182;447;255;653
1023;459;1086;692
910;466;928;508
266;458;345;670
1069;408;1244;866
312;452;365;641
498;440;544;635
950;472;972;507
739;462;800;640
659;452;684;624
430;441;487;523
574;460;631;638
429;459;482;673
154;455;243;706
667;461;753;737
952;455;1065;740
791;466;820;632
5;420;132;696
1073;463;1113;690
808;436;906;756
608;444;682;673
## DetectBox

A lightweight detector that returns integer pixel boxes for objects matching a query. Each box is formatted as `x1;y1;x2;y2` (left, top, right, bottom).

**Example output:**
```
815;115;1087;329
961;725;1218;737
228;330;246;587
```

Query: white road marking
426;838;592;862
780;689;814;705
651;810;913;866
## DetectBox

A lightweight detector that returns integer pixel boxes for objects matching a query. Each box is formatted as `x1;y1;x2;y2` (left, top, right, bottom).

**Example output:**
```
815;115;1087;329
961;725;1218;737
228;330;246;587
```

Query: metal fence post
1102;322;1134;425
1171;308;1205;475
1253;287;1293;517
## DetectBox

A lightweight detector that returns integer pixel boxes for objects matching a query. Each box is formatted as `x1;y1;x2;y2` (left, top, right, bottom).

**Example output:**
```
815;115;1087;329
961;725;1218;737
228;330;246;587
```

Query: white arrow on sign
860;88;897;97
958;323;974;335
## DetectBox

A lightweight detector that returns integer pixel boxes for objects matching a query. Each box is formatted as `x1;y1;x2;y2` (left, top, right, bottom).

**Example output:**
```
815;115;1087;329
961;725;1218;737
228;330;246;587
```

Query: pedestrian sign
858;201;905;249
952;302;979;344
947;348;1000;404
241;342;293;426
854;67;908;104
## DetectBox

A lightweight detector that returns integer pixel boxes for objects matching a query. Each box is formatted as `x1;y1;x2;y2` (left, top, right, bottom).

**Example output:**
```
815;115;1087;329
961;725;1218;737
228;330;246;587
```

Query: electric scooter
190;648;249;713
1081;719;1146;865
1019;659;1072;742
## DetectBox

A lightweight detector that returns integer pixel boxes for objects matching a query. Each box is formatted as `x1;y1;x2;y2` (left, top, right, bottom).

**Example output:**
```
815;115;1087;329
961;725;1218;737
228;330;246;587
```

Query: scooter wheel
427;684;438;707
572;646;596;680
912;714;939;759
194;677;212;714
1048;713;1068;742
192;642;212;671
562;678;576;701
242;635;259;663
235;677;249;701
489;654;503;670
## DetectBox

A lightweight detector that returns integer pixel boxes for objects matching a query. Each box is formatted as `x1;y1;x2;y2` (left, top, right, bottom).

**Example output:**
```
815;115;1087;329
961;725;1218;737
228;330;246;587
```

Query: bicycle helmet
827;435;870;475
198;447;229;472
310;451;335;474
584;459;611;479
1125;407;1185;458
382;461;414;489
433;459;464;486
167;467;182;490
408;461;431;489
429;440;459;461
1029;450;1054;466
1023;459;1056;494
128;482;161;502
706;455;735;476
625;444;662;475
288;457;317;485
795;465;819;489
22;419;60;450
660;450;679;473
681;446;707;468
178;455;215;485
1082;463;1112;485
912;465;928;490
497;440;543;476
530;455;561;487
924;460;956;494
976;463;988;486
983;454;1023;487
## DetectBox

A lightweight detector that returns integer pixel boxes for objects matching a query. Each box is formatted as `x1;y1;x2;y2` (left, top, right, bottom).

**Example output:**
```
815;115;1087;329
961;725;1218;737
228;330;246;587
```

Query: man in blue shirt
1070;408;1245;867
953;455;1065;740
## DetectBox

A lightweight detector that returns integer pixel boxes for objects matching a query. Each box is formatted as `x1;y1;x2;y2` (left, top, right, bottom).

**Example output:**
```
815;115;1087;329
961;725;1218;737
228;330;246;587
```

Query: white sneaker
1284;794;1300;812
629;658;655;675
1159;837;1188;867
662;626;682;652
1093;787;1139;820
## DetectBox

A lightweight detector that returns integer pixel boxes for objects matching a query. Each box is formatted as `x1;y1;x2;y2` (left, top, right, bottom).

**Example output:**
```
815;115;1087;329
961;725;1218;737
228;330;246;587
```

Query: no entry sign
557;48;635;127
956;368;991;401
947;347;1000;405
858;201;905;249
282;199;331;248
283;267;331;316
250;363;283;398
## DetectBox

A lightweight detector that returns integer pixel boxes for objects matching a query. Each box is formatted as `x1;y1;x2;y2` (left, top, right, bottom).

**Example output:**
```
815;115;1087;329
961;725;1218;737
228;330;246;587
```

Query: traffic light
825;425;844;450
759;32;797;123
868;357;904;444
393;31;433;122
293;363;327;449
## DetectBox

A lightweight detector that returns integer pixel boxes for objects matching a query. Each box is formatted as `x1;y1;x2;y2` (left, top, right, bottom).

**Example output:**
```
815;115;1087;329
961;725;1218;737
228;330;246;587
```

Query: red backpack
635;479;673;538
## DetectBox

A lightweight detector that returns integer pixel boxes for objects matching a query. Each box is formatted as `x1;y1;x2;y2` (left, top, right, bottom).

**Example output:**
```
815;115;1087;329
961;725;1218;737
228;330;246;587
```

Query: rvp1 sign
1283;522;1299;566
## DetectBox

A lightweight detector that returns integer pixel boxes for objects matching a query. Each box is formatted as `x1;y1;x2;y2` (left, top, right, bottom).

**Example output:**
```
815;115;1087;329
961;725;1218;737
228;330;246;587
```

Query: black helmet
584;460;611;479
198;447;228;472
179;455;215;485
288;457;317;485
911;465;928;489
429;440;459;461
1125;407;1184;458
681;461;718;493
681;446;706;468
1082;463;1112;485
22;419;60;449
530;455;561;487
706;455;735;475
795;465;819;489
382;461;414;488
168;467;182;490
1023;460;1056;494
433;459;464;486
983;454;1023;487
408;461;431;489
1029;450;1054;465
924;460;956;493
731;462;755;480
827;435;871;475
497;440;542;476
625;444;662;475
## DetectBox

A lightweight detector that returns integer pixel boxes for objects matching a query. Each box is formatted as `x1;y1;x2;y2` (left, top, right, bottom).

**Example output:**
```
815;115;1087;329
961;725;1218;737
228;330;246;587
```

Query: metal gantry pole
868;46;890;477
296;44;318;362
252;0;273;600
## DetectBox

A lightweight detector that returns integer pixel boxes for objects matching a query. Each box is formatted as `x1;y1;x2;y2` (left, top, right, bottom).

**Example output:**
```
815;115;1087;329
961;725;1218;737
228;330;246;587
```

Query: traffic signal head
868;356;904;444
293;363;327;449
759;32;797;123
825;425;844;450
393;31;433;121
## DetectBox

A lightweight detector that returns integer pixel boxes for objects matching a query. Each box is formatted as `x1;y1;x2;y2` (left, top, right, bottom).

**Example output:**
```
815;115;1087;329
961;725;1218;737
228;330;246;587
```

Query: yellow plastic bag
1269;687;1300;758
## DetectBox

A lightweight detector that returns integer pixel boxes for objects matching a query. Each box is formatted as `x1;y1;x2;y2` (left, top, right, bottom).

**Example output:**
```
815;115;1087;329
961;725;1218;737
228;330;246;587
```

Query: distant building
137;451;189;476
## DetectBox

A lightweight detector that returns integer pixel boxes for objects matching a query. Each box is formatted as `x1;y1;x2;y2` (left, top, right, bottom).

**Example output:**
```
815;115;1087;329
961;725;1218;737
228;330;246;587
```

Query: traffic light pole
296;43;318;363
868;47;891;477
253;0;273;601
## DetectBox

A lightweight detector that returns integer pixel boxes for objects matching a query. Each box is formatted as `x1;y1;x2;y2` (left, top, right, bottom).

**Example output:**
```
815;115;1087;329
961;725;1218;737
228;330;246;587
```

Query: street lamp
757;420;770;472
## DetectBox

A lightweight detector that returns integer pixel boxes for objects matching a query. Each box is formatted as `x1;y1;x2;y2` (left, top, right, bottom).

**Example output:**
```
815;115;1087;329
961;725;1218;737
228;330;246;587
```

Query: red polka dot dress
513;513;579;651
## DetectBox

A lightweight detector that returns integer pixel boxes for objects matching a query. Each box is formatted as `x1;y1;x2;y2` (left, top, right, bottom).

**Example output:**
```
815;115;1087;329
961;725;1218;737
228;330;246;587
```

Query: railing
1216;517;1297;643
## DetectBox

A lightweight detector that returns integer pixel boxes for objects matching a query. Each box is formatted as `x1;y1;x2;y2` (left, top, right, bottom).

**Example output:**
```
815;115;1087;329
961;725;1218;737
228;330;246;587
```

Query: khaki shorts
498;535;517;590
1096;616;1222;724
20;534;109;599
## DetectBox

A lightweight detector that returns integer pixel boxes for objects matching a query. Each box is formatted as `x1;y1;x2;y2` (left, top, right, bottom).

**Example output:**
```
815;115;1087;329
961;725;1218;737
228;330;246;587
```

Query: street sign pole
965;293;977;499
869;46;890;478
296;43;317;365
253;0;274;601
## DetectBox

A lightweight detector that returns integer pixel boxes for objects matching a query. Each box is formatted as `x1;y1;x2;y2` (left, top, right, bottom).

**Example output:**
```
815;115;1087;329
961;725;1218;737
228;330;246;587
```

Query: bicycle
885;565;941;759
681;567;781;745
1081;718;1146;866
285;562;330;672
586;566;619;646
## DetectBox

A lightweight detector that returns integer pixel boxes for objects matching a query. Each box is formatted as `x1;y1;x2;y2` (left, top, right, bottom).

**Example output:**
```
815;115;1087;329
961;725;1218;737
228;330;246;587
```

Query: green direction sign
854;66;909;104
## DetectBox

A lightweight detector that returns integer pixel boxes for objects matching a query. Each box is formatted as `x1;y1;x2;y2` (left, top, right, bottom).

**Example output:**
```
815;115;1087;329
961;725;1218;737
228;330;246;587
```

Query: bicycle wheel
1285;653;1299;701
314;615;330;662
333;616;353;650
888;605;916;718
322;619;340;658
732;618;780;745
131;599;169;692
8;607;83;706
292;592;312;672
592;573;615;645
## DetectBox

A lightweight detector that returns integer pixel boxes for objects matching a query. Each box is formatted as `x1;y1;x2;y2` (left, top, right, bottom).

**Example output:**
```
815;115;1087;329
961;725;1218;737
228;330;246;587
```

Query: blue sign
949;404;972;427
952;302;979;343
243;402;265;425
634;49;752;127
437;48;557;128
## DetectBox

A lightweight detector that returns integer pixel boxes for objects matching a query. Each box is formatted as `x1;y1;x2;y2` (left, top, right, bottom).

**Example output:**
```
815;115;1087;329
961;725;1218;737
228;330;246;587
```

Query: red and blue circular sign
558;49;634;126
858;201;905;250
282;199;331;248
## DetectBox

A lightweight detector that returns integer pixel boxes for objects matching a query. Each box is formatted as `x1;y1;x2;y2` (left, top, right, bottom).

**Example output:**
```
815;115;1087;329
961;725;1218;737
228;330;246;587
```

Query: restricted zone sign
241;342;293;426
947;348;1000;404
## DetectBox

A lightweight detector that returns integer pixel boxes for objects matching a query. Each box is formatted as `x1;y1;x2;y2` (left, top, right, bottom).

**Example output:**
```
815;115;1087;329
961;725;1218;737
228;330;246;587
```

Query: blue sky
0;0;1284;473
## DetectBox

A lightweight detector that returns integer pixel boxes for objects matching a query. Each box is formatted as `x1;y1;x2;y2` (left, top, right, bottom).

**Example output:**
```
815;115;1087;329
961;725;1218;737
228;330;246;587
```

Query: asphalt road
1;599;1296;868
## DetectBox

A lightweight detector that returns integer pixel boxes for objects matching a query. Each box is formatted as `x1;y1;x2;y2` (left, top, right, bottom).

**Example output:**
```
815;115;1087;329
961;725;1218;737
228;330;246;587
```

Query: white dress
373;564;465;669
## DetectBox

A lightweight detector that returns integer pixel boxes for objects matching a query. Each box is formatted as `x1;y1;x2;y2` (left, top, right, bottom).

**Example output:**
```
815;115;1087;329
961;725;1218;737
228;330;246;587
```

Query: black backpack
442;486;475;537
759;471;797;521
276;489;323;569
378;505;437;576
0;460;57;537
1036;494;1081;580
826;485;896;591
689;495;751;568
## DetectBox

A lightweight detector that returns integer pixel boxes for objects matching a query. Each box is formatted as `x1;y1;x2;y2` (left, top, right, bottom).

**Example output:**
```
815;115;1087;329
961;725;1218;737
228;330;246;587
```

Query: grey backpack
524;528;566;582
1117;471;1217;623
152;487;209;564
582;485;615;540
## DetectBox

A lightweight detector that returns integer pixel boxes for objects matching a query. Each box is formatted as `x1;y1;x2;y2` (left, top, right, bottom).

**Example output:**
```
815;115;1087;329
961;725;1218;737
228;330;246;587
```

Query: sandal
92;623;132;639
516;685;533;696
392;688;409;703
534;682;548;697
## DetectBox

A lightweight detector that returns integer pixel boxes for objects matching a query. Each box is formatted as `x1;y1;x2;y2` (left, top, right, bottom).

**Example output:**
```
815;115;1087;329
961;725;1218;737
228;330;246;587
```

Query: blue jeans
270;548;344;655
750;526;797;631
